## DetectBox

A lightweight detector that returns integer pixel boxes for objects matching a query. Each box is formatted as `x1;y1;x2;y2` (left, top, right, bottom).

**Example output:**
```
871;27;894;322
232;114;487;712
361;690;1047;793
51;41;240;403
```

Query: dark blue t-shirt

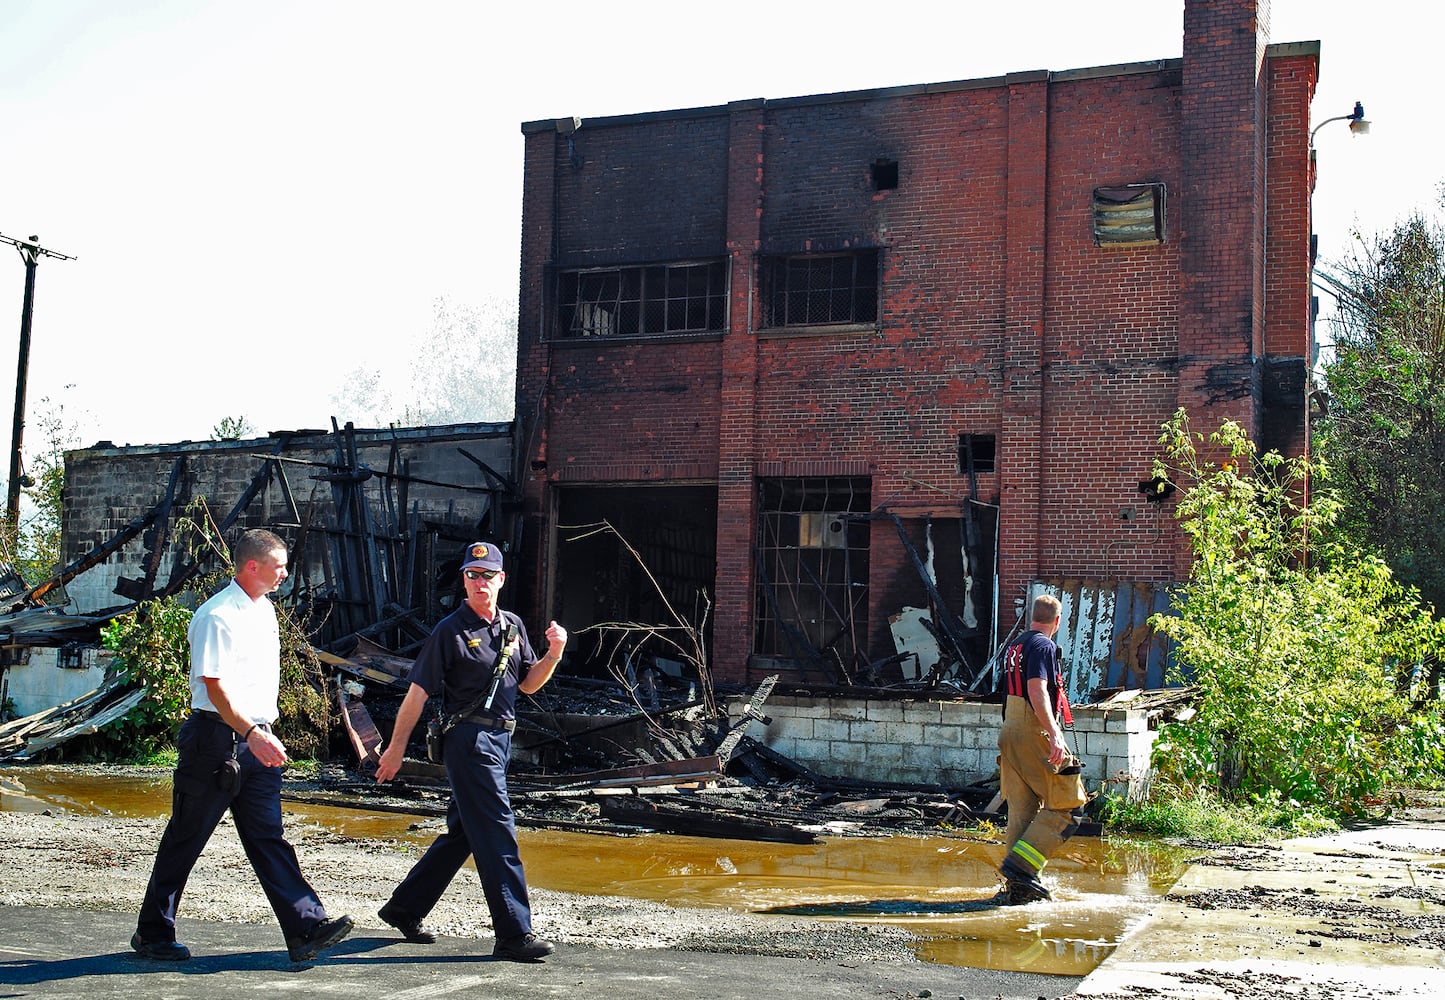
1003;627;1063;707
1015;629;1060;686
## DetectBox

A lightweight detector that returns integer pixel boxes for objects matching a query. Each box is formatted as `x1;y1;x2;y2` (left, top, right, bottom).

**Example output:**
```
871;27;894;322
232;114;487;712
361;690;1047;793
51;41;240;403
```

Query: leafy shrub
88;594;333;762
274;605;332;761
1097;785;1336;842
1146;410;1445;818
95;597;197;758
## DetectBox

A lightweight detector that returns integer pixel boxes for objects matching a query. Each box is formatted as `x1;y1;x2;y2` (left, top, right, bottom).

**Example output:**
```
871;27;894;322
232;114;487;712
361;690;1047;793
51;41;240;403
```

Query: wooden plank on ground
336;683;383;767
599;797;817;844
520;755;721;787
315;649;412;691
14;688;145;759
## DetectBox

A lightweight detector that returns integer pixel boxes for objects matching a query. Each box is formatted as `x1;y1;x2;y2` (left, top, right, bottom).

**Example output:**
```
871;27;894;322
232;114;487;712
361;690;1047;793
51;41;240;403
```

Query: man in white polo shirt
132;528;352;963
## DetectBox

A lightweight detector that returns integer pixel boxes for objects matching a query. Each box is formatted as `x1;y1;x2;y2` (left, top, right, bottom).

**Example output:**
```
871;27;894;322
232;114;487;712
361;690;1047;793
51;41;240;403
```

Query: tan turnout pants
998;695;1088;877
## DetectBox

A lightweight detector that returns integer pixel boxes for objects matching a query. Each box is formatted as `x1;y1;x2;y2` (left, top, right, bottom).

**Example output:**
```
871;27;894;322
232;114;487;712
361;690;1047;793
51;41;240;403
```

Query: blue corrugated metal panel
1028;579;1181;704
1150;585;1180;687
1104;583;1134;690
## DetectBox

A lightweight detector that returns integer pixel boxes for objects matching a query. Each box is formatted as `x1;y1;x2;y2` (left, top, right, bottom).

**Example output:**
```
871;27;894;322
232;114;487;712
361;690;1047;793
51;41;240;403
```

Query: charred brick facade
513;0;1318;686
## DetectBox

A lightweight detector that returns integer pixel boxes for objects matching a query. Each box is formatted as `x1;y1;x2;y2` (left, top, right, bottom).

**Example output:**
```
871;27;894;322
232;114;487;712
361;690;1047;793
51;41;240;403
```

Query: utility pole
2;232;76;535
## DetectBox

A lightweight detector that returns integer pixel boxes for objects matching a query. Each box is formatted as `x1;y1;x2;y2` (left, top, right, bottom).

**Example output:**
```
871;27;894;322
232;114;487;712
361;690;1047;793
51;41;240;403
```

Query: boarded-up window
1092;184;1165;247
958;433;996;475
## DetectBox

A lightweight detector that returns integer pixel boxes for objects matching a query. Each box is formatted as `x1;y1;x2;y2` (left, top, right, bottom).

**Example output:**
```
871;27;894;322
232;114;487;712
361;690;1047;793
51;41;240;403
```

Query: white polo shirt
188;579;281;725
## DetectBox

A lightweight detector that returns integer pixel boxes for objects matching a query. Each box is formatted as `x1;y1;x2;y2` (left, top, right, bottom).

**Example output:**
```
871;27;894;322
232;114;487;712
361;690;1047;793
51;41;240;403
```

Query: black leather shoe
379;901;436;944
493;932;555;961
286;914;354;962
130;931;190;961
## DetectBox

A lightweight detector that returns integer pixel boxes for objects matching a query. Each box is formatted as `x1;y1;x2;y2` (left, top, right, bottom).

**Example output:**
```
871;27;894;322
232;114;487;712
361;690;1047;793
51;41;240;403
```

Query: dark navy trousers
387;722;532;941
136;712;327;943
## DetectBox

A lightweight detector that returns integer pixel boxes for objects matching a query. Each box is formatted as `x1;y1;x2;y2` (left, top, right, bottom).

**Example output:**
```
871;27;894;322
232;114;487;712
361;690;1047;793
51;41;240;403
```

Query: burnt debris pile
315;648;1001;844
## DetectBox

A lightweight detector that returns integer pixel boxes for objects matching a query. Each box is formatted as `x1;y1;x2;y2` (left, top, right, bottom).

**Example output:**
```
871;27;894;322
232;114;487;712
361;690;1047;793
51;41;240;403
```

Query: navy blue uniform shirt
406;605;538;720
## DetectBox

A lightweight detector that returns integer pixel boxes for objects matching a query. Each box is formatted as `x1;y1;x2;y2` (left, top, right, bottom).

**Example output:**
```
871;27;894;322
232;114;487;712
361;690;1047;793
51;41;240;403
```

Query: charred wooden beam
138;456;186;597
713;673;777;763
884;512;977;685
17;476;173;609
315;646;412;692
155;445;288;600
457;447;515;493
336;677;383;769
599;797;818;844
517;755;722;789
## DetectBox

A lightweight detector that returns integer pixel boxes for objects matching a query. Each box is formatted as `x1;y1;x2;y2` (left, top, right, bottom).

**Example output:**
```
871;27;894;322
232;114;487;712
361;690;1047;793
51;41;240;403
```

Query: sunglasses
463;569;500;581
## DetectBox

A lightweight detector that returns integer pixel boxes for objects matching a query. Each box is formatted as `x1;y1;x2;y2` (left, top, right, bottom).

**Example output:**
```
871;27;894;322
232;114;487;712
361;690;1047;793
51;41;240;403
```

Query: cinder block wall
60;423;513;615
731;694;1156;798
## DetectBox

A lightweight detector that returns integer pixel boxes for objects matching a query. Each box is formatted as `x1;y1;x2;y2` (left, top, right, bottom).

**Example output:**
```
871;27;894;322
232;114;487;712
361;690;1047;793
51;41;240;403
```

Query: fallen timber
599;796;820;844
0;678;146;761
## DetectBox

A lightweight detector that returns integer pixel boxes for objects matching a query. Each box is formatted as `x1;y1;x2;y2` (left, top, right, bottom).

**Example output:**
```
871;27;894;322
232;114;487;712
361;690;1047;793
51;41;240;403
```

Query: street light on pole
1307;100;1371;371
1302;101;1370;564
1;232;76;536
1311;101;1370;148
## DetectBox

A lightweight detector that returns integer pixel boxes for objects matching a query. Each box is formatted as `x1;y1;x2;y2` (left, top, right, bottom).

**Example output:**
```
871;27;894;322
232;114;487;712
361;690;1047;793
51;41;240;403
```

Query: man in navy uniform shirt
376;540;567;960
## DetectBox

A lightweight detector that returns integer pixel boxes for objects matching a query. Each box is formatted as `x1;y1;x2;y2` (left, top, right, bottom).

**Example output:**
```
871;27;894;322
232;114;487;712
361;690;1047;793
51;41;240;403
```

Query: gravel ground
0;765;920;963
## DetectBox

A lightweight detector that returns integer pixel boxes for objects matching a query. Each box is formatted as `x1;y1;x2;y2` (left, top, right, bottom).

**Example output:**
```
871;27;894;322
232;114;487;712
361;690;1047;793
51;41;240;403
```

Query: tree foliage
96;596;196;757
1147;410;1445;817
0;395;77;586
211;415;255;440
1316;207;1445;617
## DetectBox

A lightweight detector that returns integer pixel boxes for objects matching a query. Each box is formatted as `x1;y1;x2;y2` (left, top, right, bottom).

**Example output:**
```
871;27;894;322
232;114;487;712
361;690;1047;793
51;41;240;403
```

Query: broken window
754;477;871;671
555;260;728;338
871;159;898;191
1092;183;1166;247
759;250;879;329
554;485;718;679
958;433;996;475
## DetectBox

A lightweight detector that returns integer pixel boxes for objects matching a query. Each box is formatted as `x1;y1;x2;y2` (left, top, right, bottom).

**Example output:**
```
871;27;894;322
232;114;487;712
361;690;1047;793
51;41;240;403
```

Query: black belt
458;713;516;733
192;709;271;735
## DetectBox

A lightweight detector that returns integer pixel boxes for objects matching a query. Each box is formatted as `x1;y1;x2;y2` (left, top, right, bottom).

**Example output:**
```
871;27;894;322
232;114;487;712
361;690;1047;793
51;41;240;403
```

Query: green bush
87;594;333;763
96;597;197;759
1145;410;1445;819
274;605;332;761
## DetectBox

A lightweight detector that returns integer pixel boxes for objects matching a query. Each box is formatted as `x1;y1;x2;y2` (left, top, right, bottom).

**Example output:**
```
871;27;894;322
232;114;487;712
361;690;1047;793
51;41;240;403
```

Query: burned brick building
509;0;1319;690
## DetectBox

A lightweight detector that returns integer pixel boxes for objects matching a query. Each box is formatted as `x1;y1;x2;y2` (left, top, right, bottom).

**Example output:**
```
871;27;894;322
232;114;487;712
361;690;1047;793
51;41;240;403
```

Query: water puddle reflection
2;765;1189;974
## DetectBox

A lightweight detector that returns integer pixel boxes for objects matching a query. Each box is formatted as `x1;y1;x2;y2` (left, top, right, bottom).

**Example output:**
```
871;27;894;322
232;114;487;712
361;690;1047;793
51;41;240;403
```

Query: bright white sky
0;0;1437;466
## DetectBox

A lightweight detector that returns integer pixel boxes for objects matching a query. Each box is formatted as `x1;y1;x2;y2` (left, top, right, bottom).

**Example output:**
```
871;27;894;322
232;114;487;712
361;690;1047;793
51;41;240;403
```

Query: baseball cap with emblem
460;541;503;572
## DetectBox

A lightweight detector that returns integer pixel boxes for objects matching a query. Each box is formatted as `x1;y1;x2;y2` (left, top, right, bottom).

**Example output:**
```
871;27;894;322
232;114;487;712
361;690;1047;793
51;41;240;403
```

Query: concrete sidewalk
0;904;1078;1000
1074;809;1445;999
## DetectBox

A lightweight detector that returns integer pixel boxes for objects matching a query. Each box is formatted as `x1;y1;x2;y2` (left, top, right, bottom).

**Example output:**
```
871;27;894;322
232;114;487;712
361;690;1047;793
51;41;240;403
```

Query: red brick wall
715;102;766;672
514;0;1317;681
1262;47;1320;462
1034;68;1184;590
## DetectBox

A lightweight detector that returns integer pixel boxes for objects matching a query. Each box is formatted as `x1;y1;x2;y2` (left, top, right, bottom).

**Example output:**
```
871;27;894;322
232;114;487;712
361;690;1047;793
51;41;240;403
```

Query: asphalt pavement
4;810;1445;999
0;904;1077;1000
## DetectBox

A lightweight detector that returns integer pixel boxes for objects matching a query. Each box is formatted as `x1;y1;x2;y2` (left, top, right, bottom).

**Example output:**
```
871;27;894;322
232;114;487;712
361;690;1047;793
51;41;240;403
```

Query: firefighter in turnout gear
996;593;1087;904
